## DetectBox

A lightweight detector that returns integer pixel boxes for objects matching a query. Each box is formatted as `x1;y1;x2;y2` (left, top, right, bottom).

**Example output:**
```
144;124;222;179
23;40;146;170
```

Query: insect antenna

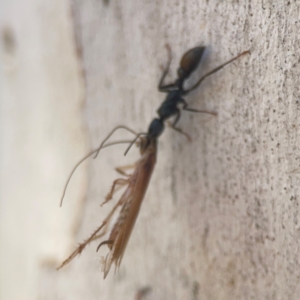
93;125;139;159
124;132;148;156
60;139;134;207
183;50;250;95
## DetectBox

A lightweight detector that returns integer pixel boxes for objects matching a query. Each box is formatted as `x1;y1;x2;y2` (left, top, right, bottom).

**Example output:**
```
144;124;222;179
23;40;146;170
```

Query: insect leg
101;178;130;206
115;164;136;177
167;109;192;141
60;140;135;207
158;44;177;92
57;195;124;270
100;165;136;205
182;100;217;116
96;240;113;252
124;132;148;156
183;50;250;95
94;125;139;159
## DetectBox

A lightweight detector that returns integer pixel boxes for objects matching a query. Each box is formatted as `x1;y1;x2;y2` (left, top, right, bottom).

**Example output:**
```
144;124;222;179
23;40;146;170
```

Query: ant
156;45;216;141
124;45;249;154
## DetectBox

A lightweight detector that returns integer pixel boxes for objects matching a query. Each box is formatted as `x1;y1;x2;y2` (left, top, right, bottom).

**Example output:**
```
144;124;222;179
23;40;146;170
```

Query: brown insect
58;128;157;278
58;45;249;278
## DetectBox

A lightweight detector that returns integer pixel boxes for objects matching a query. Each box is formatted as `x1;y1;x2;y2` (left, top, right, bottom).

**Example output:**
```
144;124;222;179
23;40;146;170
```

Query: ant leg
101;178;129;206
183;50;250;95
168;110;192;141
182;100;217;116
158;44;177;92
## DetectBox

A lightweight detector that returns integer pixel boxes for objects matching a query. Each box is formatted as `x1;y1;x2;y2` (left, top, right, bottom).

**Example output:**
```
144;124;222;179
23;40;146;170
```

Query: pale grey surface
0;0;87;299
1;1;300;300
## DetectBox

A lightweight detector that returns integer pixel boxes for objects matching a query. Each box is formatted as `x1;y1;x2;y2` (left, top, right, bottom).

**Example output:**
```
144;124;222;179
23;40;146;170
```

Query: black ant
156;45;216;140
124;45;250;154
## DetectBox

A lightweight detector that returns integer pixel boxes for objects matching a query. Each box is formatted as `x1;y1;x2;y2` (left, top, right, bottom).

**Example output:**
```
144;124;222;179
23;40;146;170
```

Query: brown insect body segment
102;137;157;277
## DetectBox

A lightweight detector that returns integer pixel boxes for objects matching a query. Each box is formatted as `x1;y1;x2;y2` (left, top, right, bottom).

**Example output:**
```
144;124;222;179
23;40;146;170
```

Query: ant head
148;118;164;139
136;119;163;154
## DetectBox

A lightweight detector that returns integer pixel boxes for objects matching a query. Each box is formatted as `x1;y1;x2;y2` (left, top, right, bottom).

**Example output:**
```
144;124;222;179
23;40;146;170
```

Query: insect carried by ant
58;44;249;278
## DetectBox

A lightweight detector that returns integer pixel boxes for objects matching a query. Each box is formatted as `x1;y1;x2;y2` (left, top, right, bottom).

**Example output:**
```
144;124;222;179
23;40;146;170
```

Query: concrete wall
1;1;300;299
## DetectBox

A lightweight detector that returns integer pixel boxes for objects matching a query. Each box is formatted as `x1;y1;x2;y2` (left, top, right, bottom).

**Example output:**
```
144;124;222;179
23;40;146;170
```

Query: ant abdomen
177;46;206;80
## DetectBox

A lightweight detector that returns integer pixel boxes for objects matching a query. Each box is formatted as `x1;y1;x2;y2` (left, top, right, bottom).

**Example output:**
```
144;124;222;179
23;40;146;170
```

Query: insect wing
102;141;157;277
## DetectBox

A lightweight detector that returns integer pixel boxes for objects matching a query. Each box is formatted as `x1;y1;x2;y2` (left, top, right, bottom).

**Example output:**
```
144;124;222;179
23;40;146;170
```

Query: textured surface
53;1;300;299
2;0;300;300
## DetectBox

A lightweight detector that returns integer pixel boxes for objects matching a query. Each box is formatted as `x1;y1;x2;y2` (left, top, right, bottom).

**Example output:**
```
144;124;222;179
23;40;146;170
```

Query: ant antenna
184;50;250;94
